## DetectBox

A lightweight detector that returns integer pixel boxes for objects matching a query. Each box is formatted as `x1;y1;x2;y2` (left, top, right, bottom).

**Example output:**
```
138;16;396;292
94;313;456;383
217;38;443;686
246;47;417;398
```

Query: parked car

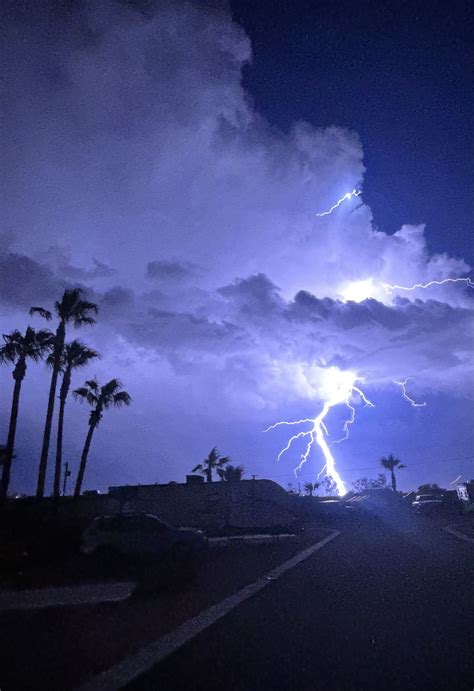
81;513;207;561
412;493;444;509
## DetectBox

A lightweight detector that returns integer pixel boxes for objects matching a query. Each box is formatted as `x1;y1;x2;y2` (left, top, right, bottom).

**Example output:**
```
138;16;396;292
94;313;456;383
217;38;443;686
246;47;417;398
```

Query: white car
81;513;207;560
412;494;444;512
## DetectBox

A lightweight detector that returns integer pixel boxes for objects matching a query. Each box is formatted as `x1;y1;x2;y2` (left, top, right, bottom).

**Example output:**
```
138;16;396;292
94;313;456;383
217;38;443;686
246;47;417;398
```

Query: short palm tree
192;447;230;482
0;327;54;502
380;454;406;492
303;481;320;497
49;340;100;498
30;288;98;497
73;378;131;497
217;464;245;482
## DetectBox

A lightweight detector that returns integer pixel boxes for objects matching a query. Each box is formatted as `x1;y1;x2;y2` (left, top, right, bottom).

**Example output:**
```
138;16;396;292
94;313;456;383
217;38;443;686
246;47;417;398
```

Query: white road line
77;530;340;691
0;582;135;612
443;525;474;544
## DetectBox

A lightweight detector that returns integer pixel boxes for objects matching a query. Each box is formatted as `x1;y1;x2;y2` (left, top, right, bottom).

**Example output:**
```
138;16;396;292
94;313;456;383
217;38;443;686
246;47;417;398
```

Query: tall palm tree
0;327;54;502
192;447;230;482
30;288;98;498
73;378;131;497
49;340;100;498
380;454;406;492
303;481;320;497
217;464;245;482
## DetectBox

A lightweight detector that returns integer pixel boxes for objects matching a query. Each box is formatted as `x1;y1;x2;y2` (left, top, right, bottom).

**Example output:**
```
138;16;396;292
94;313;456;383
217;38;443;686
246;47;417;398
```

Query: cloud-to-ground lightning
395;379;427;407
383;277;474;294
316;189;362;217
264;369;374;496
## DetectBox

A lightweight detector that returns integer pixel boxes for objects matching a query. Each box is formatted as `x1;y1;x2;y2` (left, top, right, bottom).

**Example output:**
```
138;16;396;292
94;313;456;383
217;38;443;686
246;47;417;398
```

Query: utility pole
62;462;71;496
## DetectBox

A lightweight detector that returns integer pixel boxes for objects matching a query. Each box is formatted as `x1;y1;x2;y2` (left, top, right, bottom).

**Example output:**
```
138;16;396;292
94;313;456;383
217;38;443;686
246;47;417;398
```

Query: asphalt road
127;515;474;691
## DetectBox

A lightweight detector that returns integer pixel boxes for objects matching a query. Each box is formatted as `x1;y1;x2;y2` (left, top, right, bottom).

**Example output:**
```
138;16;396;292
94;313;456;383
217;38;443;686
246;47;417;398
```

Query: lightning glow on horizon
383;277;474;294
316;189;362;217
395;379;427;408
264;369;374;496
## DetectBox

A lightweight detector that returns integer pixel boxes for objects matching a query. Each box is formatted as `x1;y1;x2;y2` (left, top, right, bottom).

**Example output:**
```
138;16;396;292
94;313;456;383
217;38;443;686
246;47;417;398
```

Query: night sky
1;0;473;495
232;0;474;264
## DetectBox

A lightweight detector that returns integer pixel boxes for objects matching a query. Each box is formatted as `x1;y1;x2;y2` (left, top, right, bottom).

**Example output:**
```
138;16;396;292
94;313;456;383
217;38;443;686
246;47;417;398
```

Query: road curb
76;529;341;691
0;582;135;612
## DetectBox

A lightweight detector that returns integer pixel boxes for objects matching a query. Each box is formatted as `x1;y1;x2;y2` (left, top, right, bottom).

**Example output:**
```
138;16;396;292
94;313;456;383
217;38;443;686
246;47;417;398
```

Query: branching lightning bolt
383;277;474;294
264;371;374;497
395;379;427;408
331;386;375;445
316;189;362;217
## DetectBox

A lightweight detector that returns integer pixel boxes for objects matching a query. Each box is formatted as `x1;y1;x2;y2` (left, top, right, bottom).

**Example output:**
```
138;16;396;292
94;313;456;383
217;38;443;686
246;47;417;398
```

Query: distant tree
286;482;300;496
353;474;387;493
352;477;370;493
30;288;98;497
73;378;131;497
417;483;443;494
0;327;54;502
49;340;100;498
380;454;406;492
192;447;230;482
321;476;337;496
373;473;387;488
303;481;320;496
217;464;245;482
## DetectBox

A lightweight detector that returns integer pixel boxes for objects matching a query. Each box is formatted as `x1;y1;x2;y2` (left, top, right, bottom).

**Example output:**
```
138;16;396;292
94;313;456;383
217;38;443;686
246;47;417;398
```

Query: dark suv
81;513;207;561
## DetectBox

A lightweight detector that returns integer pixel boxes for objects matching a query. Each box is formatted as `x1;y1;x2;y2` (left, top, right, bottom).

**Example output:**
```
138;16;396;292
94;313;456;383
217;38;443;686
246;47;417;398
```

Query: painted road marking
0;582;135;611
443;525;474;544
77;530;340;691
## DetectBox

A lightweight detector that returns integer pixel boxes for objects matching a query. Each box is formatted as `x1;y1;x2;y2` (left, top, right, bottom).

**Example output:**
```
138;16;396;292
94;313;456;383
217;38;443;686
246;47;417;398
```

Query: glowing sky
1;1;473;494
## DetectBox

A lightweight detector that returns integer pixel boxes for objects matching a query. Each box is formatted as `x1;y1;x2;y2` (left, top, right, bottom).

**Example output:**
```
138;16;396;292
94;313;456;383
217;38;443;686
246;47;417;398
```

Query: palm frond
73;386;99;406
29;306;52;321
192;464;203;473
112;391;132;407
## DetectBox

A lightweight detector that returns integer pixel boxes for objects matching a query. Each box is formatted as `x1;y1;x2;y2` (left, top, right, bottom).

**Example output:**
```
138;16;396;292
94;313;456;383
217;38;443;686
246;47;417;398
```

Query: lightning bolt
316;189;362;217
264;372;374;497
395;379;427;407
383;277;474;294
331;386;375;445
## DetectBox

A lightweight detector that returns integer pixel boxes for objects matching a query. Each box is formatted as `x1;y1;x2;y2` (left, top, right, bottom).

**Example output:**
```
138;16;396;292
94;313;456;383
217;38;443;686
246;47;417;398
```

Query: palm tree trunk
36;324;64;498
53;394;66;498
74;423;96;497
206;466;212;482
0;374;23;503
391;469;397;492
53;371;71;499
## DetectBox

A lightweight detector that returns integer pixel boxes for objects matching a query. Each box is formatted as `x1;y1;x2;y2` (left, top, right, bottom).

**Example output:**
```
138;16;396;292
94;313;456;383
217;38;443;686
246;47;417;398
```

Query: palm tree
49;340;100;498
73;378;131;497
192;447;230;482
0;327;54;502
30;288;98;498
217;464;245;482
303;481;320;497
380;454;406;492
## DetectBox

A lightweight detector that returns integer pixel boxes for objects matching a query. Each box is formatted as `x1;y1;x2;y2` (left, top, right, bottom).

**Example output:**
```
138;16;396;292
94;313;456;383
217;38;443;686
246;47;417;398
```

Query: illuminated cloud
0;1;472;492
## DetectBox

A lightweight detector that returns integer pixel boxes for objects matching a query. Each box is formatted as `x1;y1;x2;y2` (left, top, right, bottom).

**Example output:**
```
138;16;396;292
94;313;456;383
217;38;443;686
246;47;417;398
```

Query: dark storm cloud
218;273;284;316
0;250;65;309
146;259;199;281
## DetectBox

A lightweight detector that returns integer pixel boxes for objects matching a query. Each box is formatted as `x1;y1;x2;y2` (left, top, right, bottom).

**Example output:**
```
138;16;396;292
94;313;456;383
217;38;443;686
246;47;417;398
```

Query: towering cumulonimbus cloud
0;0;472;492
